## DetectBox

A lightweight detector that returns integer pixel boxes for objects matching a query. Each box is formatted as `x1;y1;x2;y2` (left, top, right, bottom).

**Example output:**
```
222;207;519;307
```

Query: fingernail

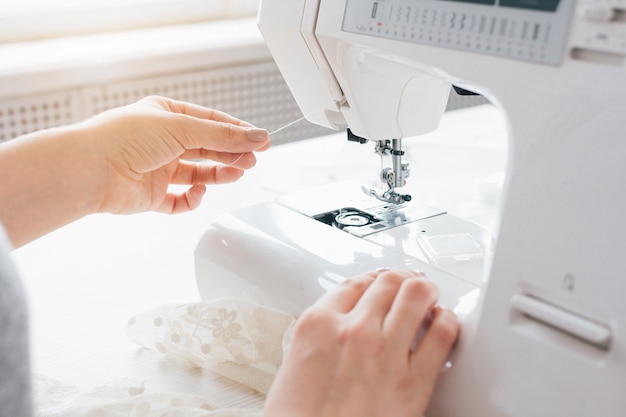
247;128;269;142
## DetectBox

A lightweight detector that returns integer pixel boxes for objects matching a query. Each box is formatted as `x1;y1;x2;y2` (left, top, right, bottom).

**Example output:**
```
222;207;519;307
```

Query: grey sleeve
0;226;33;417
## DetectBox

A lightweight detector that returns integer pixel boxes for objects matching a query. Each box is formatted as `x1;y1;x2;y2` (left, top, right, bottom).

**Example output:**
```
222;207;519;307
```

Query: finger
410;307;460;378
382;276;439;349
152;96;255;127
351;269;425;323
170;162;246;186
167;114;270;153
153;106;270;155
181;149;257;170
151;96;273;148
156;183;207;214
313;272;379;313
254;140;271;152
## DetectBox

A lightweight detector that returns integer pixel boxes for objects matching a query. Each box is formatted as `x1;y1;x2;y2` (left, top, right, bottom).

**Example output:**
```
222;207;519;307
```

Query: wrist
58;122;109;216
0;123;104;246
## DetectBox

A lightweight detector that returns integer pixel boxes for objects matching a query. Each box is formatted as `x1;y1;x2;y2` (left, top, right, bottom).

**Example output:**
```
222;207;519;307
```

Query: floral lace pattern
125;298;295;395
34;376;263;417
36;298;296;417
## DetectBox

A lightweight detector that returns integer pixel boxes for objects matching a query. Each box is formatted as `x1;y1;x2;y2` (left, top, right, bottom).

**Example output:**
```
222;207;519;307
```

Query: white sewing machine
196;1;626;415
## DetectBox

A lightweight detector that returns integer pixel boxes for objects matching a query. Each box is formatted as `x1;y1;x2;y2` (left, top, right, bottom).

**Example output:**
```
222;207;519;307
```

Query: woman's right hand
264;269;460;417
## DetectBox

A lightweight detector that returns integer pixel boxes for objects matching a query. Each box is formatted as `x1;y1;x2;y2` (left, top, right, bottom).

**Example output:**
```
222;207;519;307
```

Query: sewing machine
196;1;626;415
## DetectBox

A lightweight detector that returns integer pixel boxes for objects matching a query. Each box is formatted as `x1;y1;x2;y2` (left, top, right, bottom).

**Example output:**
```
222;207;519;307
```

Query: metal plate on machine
313;203;445;237
278;181;445;237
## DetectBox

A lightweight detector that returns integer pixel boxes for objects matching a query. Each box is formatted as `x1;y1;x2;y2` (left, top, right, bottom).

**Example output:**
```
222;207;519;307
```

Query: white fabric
34;376;262;417
35;298;296;417
125;299;296;394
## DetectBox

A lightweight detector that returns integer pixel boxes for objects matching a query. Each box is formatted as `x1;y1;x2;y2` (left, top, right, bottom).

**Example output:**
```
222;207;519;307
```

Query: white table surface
12;104;507;409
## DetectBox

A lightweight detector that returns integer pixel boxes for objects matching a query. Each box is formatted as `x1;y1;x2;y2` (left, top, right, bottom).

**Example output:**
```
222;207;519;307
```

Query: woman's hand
0;96;270;247
87;96;270;214
264;269;459;417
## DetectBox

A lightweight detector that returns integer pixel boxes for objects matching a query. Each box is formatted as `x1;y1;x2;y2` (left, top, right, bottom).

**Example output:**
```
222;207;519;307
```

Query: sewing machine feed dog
196;1;626;416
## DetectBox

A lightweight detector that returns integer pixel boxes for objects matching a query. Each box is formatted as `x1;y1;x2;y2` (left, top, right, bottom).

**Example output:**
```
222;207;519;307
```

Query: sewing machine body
196;181;486;316
196;0;626;415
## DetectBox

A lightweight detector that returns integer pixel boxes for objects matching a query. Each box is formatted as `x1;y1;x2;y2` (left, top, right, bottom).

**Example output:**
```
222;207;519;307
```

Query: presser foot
361;185;412;205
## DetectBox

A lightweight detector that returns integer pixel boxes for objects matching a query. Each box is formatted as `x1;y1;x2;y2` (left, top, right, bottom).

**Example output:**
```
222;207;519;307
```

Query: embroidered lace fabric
35;298;296;417
34;376;264;417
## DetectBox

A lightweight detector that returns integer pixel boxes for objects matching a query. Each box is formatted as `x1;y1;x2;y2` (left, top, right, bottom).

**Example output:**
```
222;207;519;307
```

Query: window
0;0;260;43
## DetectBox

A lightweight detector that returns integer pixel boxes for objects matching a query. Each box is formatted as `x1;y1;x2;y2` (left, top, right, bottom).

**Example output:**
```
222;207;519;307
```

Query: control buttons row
370;6;553;44
343;0;573;65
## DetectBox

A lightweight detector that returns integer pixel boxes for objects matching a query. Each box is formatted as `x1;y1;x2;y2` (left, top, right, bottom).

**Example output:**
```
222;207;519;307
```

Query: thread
269;116;307;136
269;106;329;136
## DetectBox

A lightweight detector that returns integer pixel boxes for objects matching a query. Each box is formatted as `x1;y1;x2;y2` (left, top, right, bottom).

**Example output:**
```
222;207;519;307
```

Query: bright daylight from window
0;0;259;42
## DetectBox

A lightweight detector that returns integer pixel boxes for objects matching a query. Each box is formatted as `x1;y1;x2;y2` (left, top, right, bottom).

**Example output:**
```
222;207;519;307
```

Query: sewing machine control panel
342;0;574;65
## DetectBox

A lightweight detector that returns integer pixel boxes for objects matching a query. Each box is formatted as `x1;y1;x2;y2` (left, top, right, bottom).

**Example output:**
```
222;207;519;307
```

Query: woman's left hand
87;96;270;215
0;96;270;247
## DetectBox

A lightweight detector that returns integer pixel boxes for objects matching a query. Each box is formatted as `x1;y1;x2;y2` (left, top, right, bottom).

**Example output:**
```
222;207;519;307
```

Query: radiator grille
0;91;79;142
84;61;333;144
0;60;486;145
0;60;333;145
